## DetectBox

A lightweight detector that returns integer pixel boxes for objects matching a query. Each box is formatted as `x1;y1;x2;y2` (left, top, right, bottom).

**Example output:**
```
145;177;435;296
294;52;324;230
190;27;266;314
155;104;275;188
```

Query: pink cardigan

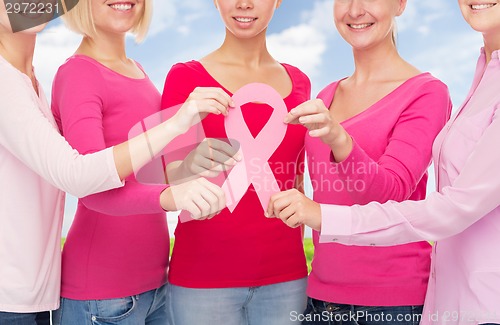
320;49;500;324
0;55;122;312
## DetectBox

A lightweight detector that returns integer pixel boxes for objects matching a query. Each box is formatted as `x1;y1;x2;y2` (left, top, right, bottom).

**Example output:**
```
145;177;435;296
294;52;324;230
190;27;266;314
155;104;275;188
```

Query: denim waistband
309;298;351;313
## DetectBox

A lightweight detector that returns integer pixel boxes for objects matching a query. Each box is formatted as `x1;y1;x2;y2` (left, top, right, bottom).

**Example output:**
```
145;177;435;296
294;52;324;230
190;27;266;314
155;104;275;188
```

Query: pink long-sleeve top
51;55;169;300
320;49;500;324
306;73;451;306
0;55;123;312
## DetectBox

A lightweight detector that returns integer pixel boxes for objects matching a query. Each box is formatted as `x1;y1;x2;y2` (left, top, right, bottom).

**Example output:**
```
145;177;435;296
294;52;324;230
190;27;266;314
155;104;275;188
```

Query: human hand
172;87;234;133
180;138;242;179
266;189;321;231
284;100;352;160
160;178;226;220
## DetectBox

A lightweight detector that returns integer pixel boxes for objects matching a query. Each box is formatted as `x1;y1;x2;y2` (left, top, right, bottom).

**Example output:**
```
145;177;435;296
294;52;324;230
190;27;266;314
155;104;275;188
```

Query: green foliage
303;238;314;273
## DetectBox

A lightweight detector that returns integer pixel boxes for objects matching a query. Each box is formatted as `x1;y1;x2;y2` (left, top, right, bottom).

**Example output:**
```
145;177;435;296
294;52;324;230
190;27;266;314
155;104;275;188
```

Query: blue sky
33;0;484;236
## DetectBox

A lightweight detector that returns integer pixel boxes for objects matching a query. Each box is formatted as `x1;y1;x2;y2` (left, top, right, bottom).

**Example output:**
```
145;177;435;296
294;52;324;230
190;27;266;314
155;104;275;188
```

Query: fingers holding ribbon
181;138;242;179
174;87;235;132
191;87;235;116
285;99;353;162
161;178;226;220
285;99;338;141
266;189;322;231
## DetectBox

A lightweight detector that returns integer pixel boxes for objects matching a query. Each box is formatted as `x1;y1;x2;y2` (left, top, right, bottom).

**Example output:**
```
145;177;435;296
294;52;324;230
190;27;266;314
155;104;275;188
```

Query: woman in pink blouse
267;0;452;323
268;1;500;324
0;1;229;324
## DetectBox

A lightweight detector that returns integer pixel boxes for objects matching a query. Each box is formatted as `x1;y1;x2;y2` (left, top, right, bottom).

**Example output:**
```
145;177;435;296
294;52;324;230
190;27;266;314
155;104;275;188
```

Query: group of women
1;0;499;324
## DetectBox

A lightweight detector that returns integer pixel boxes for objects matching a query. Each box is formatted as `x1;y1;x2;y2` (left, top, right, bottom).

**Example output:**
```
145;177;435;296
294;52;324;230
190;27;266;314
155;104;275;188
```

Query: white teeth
471;3;495;10
349;23;372;29
110;3;133;11
235;17;255;23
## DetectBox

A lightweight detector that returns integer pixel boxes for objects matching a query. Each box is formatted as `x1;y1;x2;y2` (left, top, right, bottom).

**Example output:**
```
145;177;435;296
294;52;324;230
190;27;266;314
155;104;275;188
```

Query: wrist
329;131;353;163
166;113;189;136
160;187;176;211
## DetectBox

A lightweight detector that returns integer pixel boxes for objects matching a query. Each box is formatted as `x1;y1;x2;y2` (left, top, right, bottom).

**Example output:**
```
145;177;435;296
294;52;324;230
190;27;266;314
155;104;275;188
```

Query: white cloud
148;0;177;36
409;31;483;108
149;0;212;37
301;0;335;35
268;0;335;79
34;24;80;98
397;0;451;35
268;24;327;77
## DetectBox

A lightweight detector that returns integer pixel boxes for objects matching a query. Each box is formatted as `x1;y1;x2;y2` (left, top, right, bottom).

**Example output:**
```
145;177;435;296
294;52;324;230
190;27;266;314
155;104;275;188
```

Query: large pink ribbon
222;83;288;212
128;83;288;221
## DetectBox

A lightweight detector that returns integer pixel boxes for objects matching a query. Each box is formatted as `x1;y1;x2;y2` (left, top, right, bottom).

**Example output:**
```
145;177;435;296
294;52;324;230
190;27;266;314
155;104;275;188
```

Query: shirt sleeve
160;63;206;170
0;74;123;198
320;106;500;246
162;63;195;108
331;79;452;204
53;59;167;215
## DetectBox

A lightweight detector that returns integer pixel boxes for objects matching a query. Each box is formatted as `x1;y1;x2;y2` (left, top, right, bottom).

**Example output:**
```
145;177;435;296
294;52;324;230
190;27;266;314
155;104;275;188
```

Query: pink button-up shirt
0;55;123;313
320;48;500;325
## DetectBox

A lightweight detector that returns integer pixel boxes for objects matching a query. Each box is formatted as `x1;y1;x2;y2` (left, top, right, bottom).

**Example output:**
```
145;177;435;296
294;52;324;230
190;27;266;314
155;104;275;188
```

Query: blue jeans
301;298;423;325
0;311;50;325
170;277;307;325
52;283;170;325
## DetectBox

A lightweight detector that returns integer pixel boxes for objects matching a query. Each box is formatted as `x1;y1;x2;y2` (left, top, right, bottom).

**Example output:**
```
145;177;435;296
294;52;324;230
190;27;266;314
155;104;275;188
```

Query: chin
18;23;48;35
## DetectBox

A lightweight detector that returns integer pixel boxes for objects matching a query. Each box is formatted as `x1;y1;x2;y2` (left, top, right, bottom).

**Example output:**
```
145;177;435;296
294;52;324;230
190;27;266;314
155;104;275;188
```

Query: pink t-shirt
52;55;169;300
306;73;452;306
162;61;309;288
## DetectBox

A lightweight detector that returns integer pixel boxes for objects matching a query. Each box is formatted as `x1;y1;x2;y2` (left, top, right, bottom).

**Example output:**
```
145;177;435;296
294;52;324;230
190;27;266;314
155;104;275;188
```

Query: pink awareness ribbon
222;83;288;213
128;83;288;222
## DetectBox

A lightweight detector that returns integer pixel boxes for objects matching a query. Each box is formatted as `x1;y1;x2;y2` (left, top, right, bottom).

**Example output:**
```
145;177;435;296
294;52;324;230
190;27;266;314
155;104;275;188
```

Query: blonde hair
61;0;152;42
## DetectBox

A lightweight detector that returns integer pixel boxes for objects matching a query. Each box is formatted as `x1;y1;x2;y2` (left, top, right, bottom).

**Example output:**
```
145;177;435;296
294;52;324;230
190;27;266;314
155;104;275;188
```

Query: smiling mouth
233;17;257;23
470;3;497;10
348;23;374;29
108;3;135;11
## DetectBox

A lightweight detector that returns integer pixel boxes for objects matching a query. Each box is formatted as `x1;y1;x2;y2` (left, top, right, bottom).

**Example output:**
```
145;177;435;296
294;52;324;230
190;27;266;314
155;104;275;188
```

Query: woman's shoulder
0;56;26;90
52;55;109;98
405;72;450;96
165;60;213;85
55;55;105;81
281;63;310;83
280;63;312;100
169;60;206;76
316;79;343;100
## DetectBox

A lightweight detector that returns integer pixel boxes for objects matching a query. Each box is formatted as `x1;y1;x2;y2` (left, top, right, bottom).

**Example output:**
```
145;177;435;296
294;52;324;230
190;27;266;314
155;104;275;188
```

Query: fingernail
299;117;306;123
264;212;269;218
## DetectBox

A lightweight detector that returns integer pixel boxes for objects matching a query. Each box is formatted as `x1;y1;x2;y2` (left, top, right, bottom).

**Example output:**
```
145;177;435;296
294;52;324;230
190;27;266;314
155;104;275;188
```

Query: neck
350;39;403;82
483;34;500;64
0;32;36;76
78;31;127;62
215;29;273;67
